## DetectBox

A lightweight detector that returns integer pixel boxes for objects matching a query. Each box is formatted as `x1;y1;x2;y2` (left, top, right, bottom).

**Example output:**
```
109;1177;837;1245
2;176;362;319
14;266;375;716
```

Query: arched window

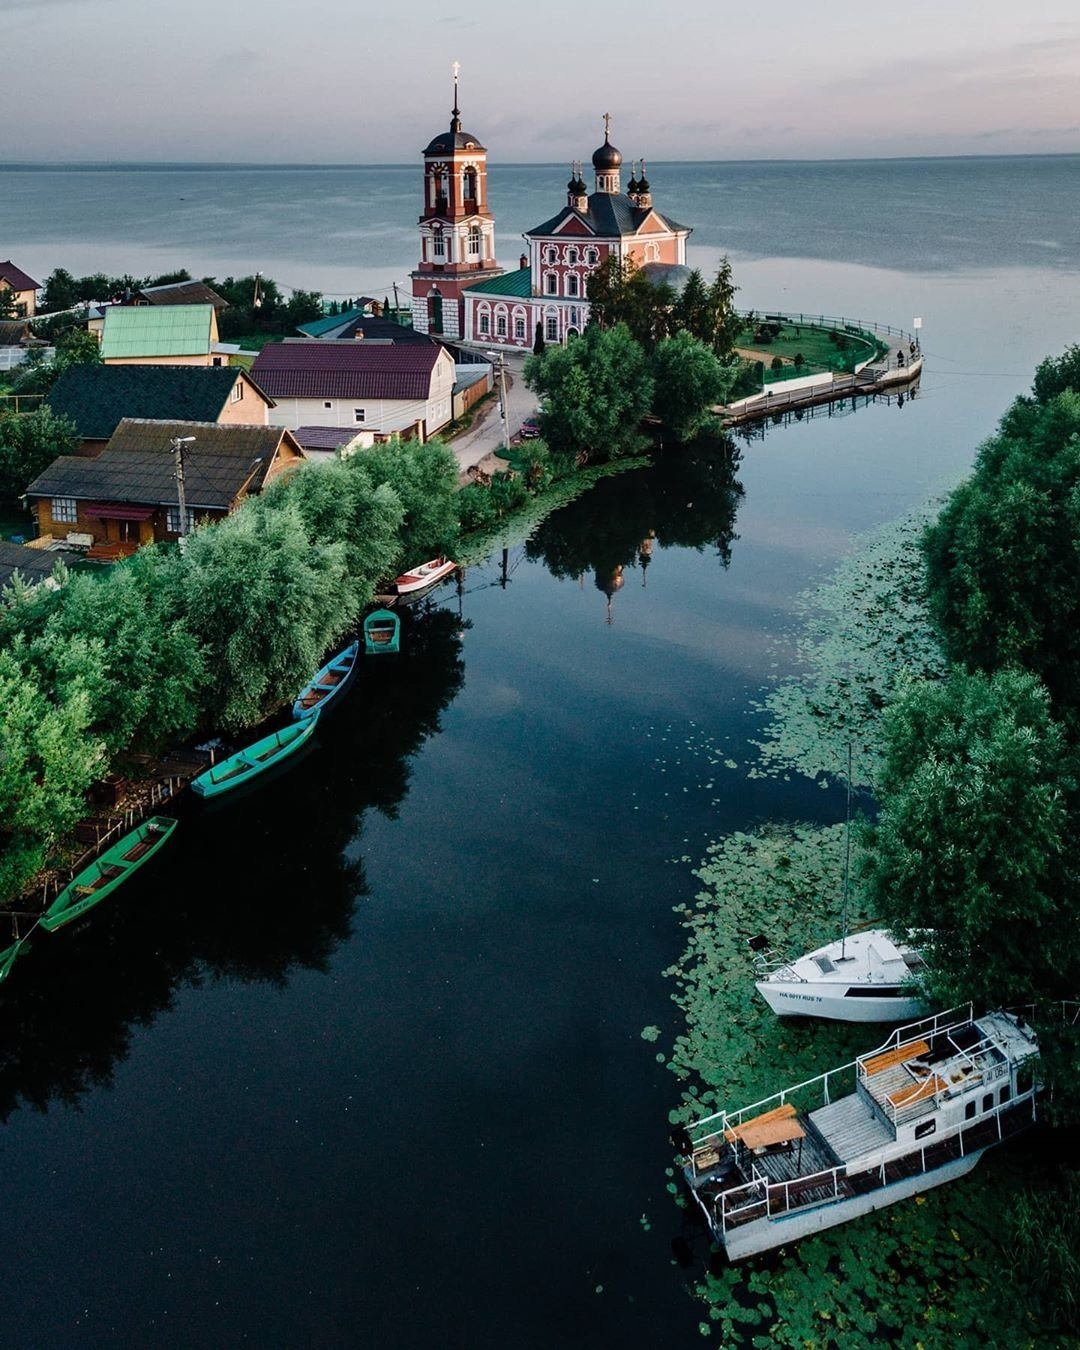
463;165;478;203
477;306;490;335
496;313;507;337
514;315;526;340
432;227;445;260
644;242;660;263
545;246;557;265
585;247;599;265
567;247;578;265
545;272;558;295
467;225;481;257
545;313;559;342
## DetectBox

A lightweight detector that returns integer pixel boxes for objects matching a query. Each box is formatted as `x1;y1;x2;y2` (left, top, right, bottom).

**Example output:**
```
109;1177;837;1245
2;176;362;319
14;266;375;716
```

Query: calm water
2;157;1080;1348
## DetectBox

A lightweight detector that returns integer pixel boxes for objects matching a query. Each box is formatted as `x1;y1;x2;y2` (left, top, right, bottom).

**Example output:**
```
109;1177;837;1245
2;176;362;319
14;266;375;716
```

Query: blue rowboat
293;640;360;720
191;713;320;799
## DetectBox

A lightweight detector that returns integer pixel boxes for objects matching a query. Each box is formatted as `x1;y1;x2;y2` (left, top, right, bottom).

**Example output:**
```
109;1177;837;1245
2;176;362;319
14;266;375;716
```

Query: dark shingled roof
527;193;690;240
45;365;272;441
251;341;444;400
0;540;63;590
292;426;363;451
0;261;39;292
424;128;486;154
134;280;229;309
26;420;301;511
297;311;436;343
0;319;34;345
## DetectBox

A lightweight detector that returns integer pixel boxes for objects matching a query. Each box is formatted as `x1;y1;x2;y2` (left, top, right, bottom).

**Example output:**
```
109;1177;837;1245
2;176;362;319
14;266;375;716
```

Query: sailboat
751;745;928;1023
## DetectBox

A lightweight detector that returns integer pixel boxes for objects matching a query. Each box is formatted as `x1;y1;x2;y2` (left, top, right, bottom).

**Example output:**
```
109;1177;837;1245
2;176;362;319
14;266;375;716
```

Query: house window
546;315;559;342
467;226;481;256
354;408;366;424
230;380;243;400
166;506;194;534
212;356;223;368
567;247;578;265
545;247;557;265
323;401;333;409
52;497;78;523
478;312;490;335
569;307;580;327
514;317;526;340
496;314;507;337
585;248;599;264
545;273;558;295
567;274;579;297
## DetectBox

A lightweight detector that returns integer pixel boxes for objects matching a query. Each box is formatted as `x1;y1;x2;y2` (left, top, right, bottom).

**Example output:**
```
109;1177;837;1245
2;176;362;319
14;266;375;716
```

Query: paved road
447;351;538;478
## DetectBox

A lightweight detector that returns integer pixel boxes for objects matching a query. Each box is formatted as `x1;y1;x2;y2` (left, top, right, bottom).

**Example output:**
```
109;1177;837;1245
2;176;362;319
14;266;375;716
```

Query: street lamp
485;349;511;450
170;435;195;553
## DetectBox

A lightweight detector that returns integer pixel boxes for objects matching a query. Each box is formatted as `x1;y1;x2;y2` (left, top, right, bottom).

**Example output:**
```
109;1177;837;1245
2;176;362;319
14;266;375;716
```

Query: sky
3;0;1080;163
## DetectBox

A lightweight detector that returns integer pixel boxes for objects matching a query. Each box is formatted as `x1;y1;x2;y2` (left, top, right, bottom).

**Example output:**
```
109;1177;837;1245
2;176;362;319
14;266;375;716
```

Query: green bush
770;356;784;372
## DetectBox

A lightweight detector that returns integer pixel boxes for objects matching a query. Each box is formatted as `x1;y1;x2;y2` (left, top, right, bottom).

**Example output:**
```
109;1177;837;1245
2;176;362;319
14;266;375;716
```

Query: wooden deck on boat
810;1094;893;1162
748;1123;836;1186
864;1061;942;1127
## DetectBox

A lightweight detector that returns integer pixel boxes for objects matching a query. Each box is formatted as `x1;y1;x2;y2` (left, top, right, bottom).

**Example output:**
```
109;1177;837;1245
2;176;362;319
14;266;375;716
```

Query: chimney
519;253;528;270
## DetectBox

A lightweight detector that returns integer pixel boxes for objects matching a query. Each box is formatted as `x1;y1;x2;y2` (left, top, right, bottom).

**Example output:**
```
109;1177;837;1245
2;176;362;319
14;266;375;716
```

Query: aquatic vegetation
753;511;946;793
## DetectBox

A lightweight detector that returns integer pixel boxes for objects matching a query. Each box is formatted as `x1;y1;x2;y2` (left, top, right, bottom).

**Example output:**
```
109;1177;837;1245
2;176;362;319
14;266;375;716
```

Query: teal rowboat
0;936;27;984
364;609;400;655
293;640;360;720
40;815;178;933
190;712;320;799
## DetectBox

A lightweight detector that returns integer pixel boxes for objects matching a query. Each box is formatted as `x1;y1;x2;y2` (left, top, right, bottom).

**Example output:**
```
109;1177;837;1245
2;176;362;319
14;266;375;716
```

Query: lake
1;155;1079;1348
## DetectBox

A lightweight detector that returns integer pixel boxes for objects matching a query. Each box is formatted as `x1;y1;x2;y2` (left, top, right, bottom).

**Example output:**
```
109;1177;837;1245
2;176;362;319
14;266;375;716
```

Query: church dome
592;137;623;172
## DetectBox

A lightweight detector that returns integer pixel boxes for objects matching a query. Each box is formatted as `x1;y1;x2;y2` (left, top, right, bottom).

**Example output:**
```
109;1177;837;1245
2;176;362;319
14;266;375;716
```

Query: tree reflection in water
0;606;466;1122
524;435;745;605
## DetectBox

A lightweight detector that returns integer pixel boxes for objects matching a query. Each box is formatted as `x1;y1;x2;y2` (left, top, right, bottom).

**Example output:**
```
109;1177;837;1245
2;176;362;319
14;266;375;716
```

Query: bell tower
411;64;503;339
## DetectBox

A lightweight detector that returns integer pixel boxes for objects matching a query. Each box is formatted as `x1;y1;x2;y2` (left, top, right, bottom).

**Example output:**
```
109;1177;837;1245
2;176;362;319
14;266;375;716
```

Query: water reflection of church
411;73;692;347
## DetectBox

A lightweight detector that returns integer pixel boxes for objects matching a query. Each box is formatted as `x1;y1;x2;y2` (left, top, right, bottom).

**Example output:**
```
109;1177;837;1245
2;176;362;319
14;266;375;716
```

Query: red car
519;416;542;439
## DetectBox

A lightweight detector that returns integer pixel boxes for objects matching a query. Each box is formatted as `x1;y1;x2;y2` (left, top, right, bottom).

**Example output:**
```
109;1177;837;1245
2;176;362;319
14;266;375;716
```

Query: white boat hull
720;1149;985;1262
756;979;927;1023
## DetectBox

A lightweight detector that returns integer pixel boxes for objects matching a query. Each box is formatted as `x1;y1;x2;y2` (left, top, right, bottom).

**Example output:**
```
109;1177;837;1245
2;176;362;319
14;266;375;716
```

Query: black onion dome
424;129;485;155
592;136;623;171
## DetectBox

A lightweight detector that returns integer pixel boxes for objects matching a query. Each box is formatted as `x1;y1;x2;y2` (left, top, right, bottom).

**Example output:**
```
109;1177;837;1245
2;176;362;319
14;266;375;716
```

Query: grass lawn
736;321;880;373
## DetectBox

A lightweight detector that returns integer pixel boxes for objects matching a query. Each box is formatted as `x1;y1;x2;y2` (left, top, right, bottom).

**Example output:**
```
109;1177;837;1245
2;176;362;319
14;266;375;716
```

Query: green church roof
100;304;215;359
466;268;532;299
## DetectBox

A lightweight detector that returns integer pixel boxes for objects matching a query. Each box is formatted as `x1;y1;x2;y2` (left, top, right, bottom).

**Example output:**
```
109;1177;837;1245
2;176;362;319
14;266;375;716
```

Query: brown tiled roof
252;341;443;400
26;420;303;511
0;261;39;291
134;281;229;309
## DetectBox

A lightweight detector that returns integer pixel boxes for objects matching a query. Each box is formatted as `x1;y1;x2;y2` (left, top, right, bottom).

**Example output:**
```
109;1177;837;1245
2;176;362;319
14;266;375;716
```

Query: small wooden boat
190;714;320;799
364;608;400;655
40;816;178;933
393;556;457;595
293;640;360;720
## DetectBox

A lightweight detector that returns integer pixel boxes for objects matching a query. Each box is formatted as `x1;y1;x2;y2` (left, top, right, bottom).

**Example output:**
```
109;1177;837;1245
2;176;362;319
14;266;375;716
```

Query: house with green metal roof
100;304;219;366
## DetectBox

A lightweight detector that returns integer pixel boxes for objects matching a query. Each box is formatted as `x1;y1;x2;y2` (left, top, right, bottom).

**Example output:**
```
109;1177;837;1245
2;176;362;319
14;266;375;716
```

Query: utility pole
392;281;401;322
486;349;511;449
171;435;196;554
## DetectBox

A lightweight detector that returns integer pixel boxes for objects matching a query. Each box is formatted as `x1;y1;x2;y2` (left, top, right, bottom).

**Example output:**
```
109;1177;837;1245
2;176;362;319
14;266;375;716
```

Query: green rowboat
190;712;320;799
0;936;27;985
364;608;401;655
40;815;178;933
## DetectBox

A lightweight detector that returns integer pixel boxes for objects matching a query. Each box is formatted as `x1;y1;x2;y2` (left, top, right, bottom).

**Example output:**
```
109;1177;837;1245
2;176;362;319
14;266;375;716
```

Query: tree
584;255;670;350
1032;344;1080;404
0;406;79;502
39;268;80;313
673;268;710;343
923;390;1080;717
650;331;735;442
358;439;460;570
533;321;545;356
702;257;741;360
862;667;1079;1009
0;289;20;320
524;322;654;461
11;325;101;396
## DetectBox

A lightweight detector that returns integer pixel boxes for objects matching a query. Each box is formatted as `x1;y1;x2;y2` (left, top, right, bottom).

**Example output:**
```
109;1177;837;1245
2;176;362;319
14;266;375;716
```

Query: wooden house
100;304;219;366
24;419;305;559
0;261;40;318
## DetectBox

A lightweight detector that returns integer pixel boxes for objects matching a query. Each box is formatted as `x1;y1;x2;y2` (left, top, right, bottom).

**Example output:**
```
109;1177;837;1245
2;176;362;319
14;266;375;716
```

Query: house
131;280;229;311
297;309;435;344
0;261;40;318
290;426;376;465
46;364;274;455
0;539;65;592
251;340;455;439
25;419;304;558
0;318;44;372
100;304;219;366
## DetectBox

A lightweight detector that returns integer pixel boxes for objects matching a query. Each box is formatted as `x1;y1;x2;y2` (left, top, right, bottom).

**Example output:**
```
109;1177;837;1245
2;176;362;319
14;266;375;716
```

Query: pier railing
739;309;917;345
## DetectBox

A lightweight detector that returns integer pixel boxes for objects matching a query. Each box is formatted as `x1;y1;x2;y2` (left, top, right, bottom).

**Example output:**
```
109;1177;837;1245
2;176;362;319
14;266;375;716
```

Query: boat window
964;1100;976;1121
1000;1085;1011;1104
1017;1066;1034;1095
982;1094;993;1113
914;1120;936;1139
813;955;836;974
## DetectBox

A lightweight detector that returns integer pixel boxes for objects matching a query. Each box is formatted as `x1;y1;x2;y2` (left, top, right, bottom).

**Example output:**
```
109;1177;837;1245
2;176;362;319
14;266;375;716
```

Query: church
410;81;692;350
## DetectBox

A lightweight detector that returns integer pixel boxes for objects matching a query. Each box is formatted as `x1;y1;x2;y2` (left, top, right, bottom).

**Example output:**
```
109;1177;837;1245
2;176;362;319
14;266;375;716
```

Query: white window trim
52;496;78;524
